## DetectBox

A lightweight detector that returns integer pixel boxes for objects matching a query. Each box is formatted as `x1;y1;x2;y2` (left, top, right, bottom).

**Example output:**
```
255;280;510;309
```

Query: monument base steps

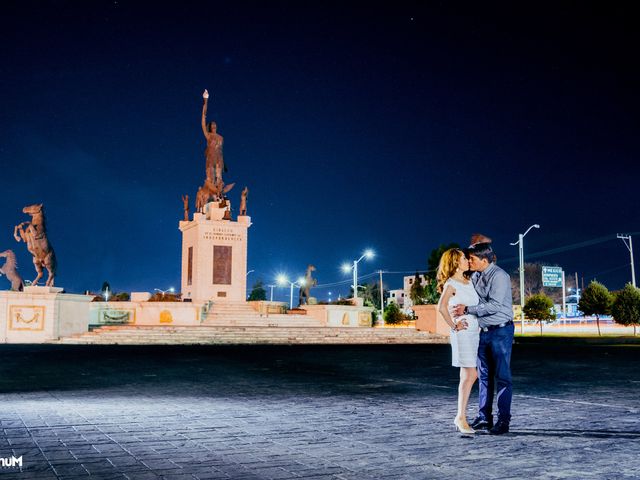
52;325;446;345
202;302;319;327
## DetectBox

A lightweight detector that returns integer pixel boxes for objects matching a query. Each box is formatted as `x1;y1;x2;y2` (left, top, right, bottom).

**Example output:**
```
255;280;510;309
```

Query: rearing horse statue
298;264;317;306
14;203;57;287
0;250;24;291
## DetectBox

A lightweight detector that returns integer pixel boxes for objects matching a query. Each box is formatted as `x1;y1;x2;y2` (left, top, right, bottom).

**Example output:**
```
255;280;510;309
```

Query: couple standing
436;237;514;435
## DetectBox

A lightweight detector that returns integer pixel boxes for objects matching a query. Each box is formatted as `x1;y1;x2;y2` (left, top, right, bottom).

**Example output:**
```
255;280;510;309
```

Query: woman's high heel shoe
454;417;475;435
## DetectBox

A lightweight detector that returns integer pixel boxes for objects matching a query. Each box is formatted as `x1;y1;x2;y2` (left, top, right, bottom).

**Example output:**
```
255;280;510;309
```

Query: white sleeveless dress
444;278;480;368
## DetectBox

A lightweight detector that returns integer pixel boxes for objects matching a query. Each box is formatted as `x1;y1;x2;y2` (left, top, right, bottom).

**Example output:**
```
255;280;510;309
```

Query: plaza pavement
0;341;638;479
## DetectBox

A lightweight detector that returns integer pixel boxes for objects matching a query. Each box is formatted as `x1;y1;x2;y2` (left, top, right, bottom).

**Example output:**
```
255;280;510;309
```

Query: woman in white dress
436;248;480;434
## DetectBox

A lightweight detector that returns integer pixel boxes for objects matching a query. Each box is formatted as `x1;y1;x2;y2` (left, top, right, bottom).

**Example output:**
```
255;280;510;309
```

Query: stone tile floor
0;342;638;479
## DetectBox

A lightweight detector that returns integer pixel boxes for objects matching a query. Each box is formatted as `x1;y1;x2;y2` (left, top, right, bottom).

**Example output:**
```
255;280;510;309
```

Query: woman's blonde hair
436;248;465;293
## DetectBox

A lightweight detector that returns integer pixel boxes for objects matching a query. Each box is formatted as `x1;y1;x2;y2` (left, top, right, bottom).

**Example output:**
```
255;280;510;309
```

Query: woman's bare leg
457;366;478;421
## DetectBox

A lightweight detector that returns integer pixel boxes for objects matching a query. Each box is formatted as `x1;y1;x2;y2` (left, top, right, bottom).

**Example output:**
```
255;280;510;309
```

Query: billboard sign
542;266;563;288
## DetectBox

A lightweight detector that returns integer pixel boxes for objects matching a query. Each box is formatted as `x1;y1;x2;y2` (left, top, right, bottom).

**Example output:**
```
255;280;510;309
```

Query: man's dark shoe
470;416;493;430
489;420;510;435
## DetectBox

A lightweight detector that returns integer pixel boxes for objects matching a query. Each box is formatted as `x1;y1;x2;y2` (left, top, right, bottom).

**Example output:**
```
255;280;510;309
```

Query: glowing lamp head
341;263;352;274
364;249;374;259
276;274;289;286
297;277;306;286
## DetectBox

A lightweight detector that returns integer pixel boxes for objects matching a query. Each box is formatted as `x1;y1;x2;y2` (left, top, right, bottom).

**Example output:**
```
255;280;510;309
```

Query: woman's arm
201;90;209;137
438;285;466;331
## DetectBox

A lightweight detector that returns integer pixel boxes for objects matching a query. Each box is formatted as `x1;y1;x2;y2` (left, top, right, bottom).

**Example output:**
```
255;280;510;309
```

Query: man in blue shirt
453;241;514;435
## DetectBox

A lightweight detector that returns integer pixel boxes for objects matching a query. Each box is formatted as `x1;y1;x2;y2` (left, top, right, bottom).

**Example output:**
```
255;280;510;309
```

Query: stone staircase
53;325;447;345
201;301;321;327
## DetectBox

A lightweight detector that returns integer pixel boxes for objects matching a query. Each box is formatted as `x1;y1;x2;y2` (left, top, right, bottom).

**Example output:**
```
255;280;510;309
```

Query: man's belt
480;320;513;332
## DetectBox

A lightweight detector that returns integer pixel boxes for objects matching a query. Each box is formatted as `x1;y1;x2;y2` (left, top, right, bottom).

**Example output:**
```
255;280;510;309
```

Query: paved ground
0;340;638;479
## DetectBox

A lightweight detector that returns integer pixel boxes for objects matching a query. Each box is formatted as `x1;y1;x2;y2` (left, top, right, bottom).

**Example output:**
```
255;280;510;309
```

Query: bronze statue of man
201;90;225;185
239;186;249;216
181;194;190;221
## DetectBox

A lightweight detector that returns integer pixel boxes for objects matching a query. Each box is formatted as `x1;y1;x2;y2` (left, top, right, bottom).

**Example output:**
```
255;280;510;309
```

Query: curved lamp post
154;287;175;298
510;224;540;334
276;274;305;309
341;249;374;300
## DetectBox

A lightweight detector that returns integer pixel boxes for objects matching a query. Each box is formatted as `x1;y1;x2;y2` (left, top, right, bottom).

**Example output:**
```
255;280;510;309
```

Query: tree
523;294;556;335
360;282;381;310
409;272;426;305
422;278;440;304
611;284;640;336
578;281;613;336
148;291;181;302
427;243;460;279
248;280;267;301
384;301;405;325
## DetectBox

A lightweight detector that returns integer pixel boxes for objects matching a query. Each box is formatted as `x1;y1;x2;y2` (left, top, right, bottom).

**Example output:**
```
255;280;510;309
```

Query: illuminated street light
276;275;305;309
154;287;175;298
510;224;540;334
342;249;375;301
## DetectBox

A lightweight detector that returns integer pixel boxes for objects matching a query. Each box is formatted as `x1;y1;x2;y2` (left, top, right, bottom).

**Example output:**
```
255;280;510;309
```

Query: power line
499;232;640;265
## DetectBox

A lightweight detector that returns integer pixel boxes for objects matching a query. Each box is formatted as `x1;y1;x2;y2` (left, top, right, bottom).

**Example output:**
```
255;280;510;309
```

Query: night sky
2;1;638;300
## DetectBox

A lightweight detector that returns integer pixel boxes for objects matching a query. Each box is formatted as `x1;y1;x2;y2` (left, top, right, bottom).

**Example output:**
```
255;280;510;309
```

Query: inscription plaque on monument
213;245;232;285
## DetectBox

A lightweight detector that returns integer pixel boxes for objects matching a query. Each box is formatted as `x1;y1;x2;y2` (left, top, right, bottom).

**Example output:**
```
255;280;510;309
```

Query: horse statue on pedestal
195;178;235;213
14;204;57;287
0;250;24;291
298;264;317;306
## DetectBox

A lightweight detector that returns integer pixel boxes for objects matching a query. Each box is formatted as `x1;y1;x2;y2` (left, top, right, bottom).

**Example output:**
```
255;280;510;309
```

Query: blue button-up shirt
467;263;513;327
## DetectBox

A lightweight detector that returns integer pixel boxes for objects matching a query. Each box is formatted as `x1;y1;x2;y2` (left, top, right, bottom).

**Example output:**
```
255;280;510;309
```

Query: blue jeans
477;322;514;423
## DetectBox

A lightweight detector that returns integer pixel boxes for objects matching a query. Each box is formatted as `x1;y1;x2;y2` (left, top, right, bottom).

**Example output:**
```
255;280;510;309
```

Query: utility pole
378;270;384;312
617;234;636;287
561;270;566;324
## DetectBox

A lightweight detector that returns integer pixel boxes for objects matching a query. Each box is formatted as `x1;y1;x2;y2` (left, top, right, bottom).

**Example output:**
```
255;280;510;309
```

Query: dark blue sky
1;1;638;300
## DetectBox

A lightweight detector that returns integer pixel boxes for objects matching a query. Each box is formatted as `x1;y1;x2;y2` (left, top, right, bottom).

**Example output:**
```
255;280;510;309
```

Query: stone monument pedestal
179;201;251;303
0;288;94;343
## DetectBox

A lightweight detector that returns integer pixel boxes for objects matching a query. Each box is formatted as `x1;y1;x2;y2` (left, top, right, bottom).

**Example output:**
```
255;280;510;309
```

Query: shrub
384;302;405;325
578;281;613;336
611;283;640;336
523;293;555;335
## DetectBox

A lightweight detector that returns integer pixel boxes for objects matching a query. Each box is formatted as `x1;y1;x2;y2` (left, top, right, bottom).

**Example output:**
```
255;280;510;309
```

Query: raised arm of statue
201;90;209;137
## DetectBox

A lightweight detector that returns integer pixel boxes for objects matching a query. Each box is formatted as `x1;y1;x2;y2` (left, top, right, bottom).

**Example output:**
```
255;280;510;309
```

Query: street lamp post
342;249;374;301
276;275;305;309
510;224;540;334
154;287;175;298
